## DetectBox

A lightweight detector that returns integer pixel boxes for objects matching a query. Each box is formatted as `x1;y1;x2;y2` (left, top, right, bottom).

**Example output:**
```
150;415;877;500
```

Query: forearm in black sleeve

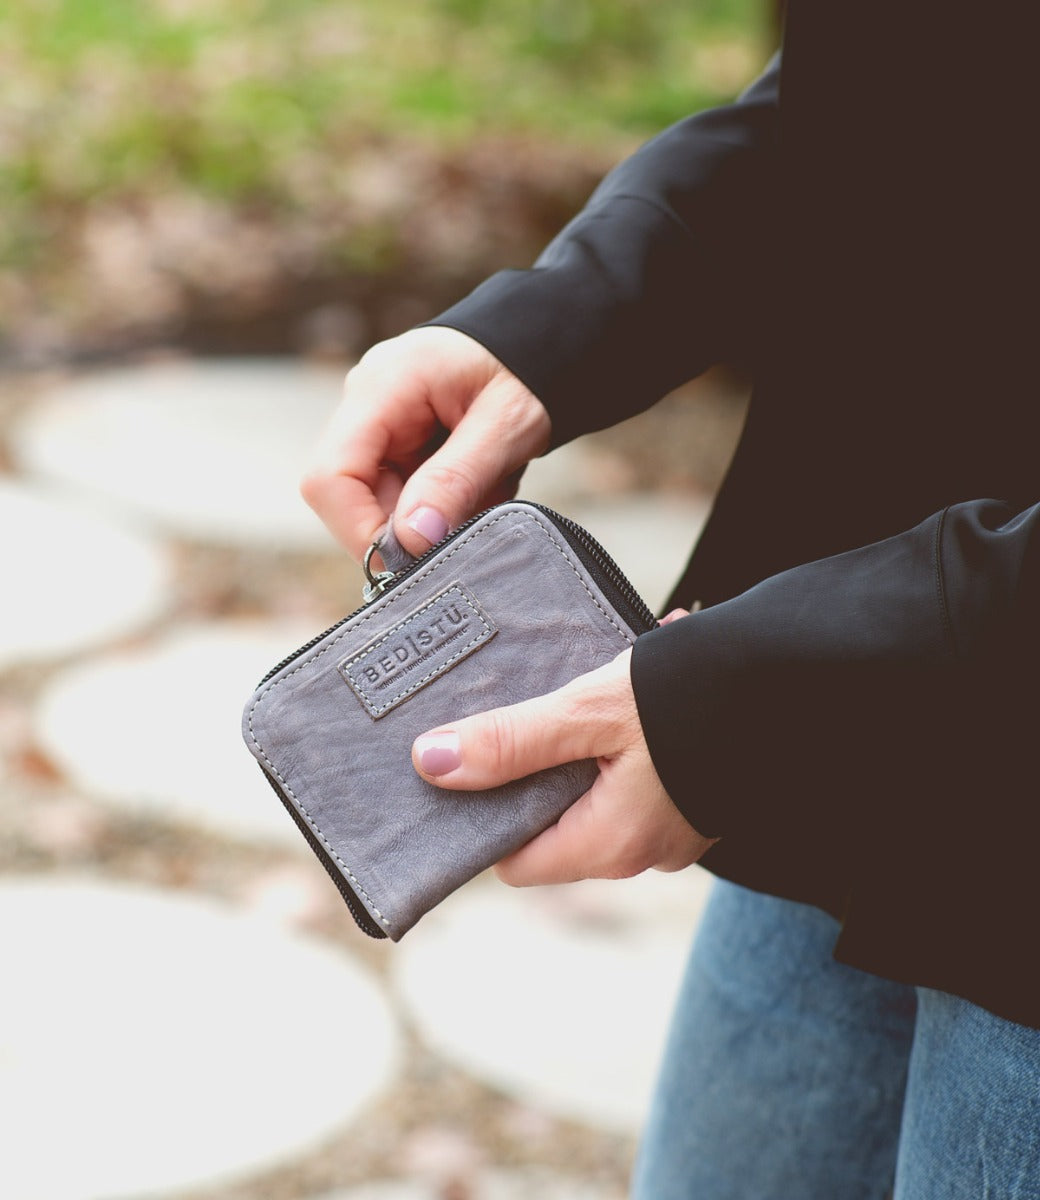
423;56;781;446
631;498;1040;839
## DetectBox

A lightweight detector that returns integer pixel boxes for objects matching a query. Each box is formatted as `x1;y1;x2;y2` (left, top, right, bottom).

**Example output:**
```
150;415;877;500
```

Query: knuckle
558;678;628;749
345;339;399;392
496;378;548;434
342;364;362;396
342;361;378;403
483;707;520;776
566;683;604;726
353;336;397;371
298;467;325;508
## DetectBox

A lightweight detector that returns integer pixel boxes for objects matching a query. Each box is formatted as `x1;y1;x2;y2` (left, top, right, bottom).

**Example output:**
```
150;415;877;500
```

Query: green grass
2;0;768;193
0;0;770;277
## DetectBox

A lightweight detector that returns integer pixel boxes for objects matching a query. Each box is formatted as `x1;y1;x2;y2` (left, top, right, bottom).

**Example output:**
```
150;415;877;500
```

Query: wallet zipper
527;503;658;637
259;501;656;687
253;501;657;939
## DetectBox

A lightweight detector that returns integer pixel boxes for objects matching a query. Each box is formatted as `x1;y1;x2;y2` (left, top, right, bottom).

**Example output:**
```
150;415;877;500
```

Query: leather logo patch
339;583;497;718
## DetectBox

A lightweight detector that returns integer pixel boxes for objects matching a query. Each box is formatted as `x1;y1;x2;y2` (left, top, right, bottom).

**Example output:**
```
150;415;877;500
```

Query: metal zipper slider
362;542;396;603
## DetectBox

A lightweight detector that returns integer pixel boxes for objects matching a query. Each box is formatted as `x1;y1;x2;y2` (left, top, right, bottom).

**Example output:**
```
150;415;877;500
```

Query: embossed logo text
340;584;496;718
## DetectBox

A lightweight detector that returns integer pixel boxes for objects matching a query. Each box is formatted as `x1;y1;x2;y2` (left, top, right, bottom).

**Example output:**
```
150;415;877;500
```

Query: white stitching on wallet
342;583;497;717
245;729;392;928
245;508;634;929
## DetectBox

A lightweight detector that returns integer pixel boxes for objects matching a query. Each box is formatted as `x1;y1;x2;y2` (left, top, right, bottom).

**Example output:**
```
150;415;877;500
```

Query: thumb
392;373;550;555
411;654;634;790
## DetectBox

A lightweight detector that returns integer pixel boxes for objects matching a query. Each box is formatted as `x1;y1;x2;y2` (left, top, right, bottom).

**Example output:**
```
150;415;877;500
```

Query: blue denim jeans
631;879;1040;1199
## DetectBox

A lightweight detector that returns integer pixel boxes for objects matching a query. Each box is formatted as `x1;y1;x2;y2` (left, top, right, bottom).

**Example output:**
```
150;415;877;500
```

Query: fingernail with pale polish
415;731;461;776
406;505;449;546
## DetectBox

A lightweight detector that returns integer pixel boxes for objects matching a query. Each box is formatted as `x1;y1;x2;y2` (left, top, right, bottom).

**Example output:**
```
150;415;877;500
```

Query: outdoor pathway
0;358;715;1200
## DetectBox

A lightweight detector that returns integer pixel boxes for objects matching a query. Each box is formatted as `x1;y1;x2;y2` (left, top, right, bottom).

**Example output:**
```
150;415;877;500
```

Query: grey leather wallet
242;500;657;940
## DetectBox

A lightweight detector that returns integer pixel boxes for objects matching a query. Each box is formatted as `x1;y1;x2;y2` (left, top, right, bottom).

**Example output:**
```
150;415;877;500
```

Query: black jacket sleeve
423;57;781;447
631;498;1040;840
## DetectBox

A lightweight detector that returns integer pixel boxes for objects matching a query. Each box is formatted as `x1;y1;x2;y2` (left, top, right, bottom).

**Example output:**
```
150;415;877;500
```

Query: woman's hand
304;330;706;883
411;637;716;885
301;326;551;560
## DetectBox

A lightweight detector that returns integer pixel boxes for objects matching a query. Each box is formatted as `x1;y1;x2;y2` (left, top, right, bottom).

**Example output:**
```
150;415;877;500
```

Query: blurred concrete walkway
0;358;716;1200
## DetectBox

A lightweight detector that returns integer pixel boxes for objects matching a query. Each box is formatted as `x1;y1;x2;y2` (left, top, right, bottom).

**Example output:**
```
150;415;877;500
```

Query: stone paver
4;356;722;1198
0;877;401;1200
0;479;169;670
312;1168;624;1199
394;869;713;1133
34;621;318;846
11;358;345;548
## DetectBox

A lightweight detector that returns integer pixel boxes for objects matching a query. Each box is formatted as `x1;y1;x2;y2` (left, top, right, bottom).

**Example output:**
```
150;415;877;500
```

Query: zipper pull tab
362;542;395;603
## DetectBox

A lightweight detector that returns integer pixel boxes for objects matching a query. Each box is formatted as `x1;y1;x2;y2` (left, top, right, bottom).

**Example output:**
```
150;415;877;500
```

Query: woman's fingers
390;372;551;555
411;654;636;790
493;755;712;886
300;327;549;560
411;649;717;884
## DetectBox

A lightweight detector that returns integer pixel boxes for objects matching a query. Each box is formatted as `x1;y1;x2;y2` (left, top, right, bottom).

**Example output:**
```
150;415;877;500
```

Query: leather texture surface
243;502;646;939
